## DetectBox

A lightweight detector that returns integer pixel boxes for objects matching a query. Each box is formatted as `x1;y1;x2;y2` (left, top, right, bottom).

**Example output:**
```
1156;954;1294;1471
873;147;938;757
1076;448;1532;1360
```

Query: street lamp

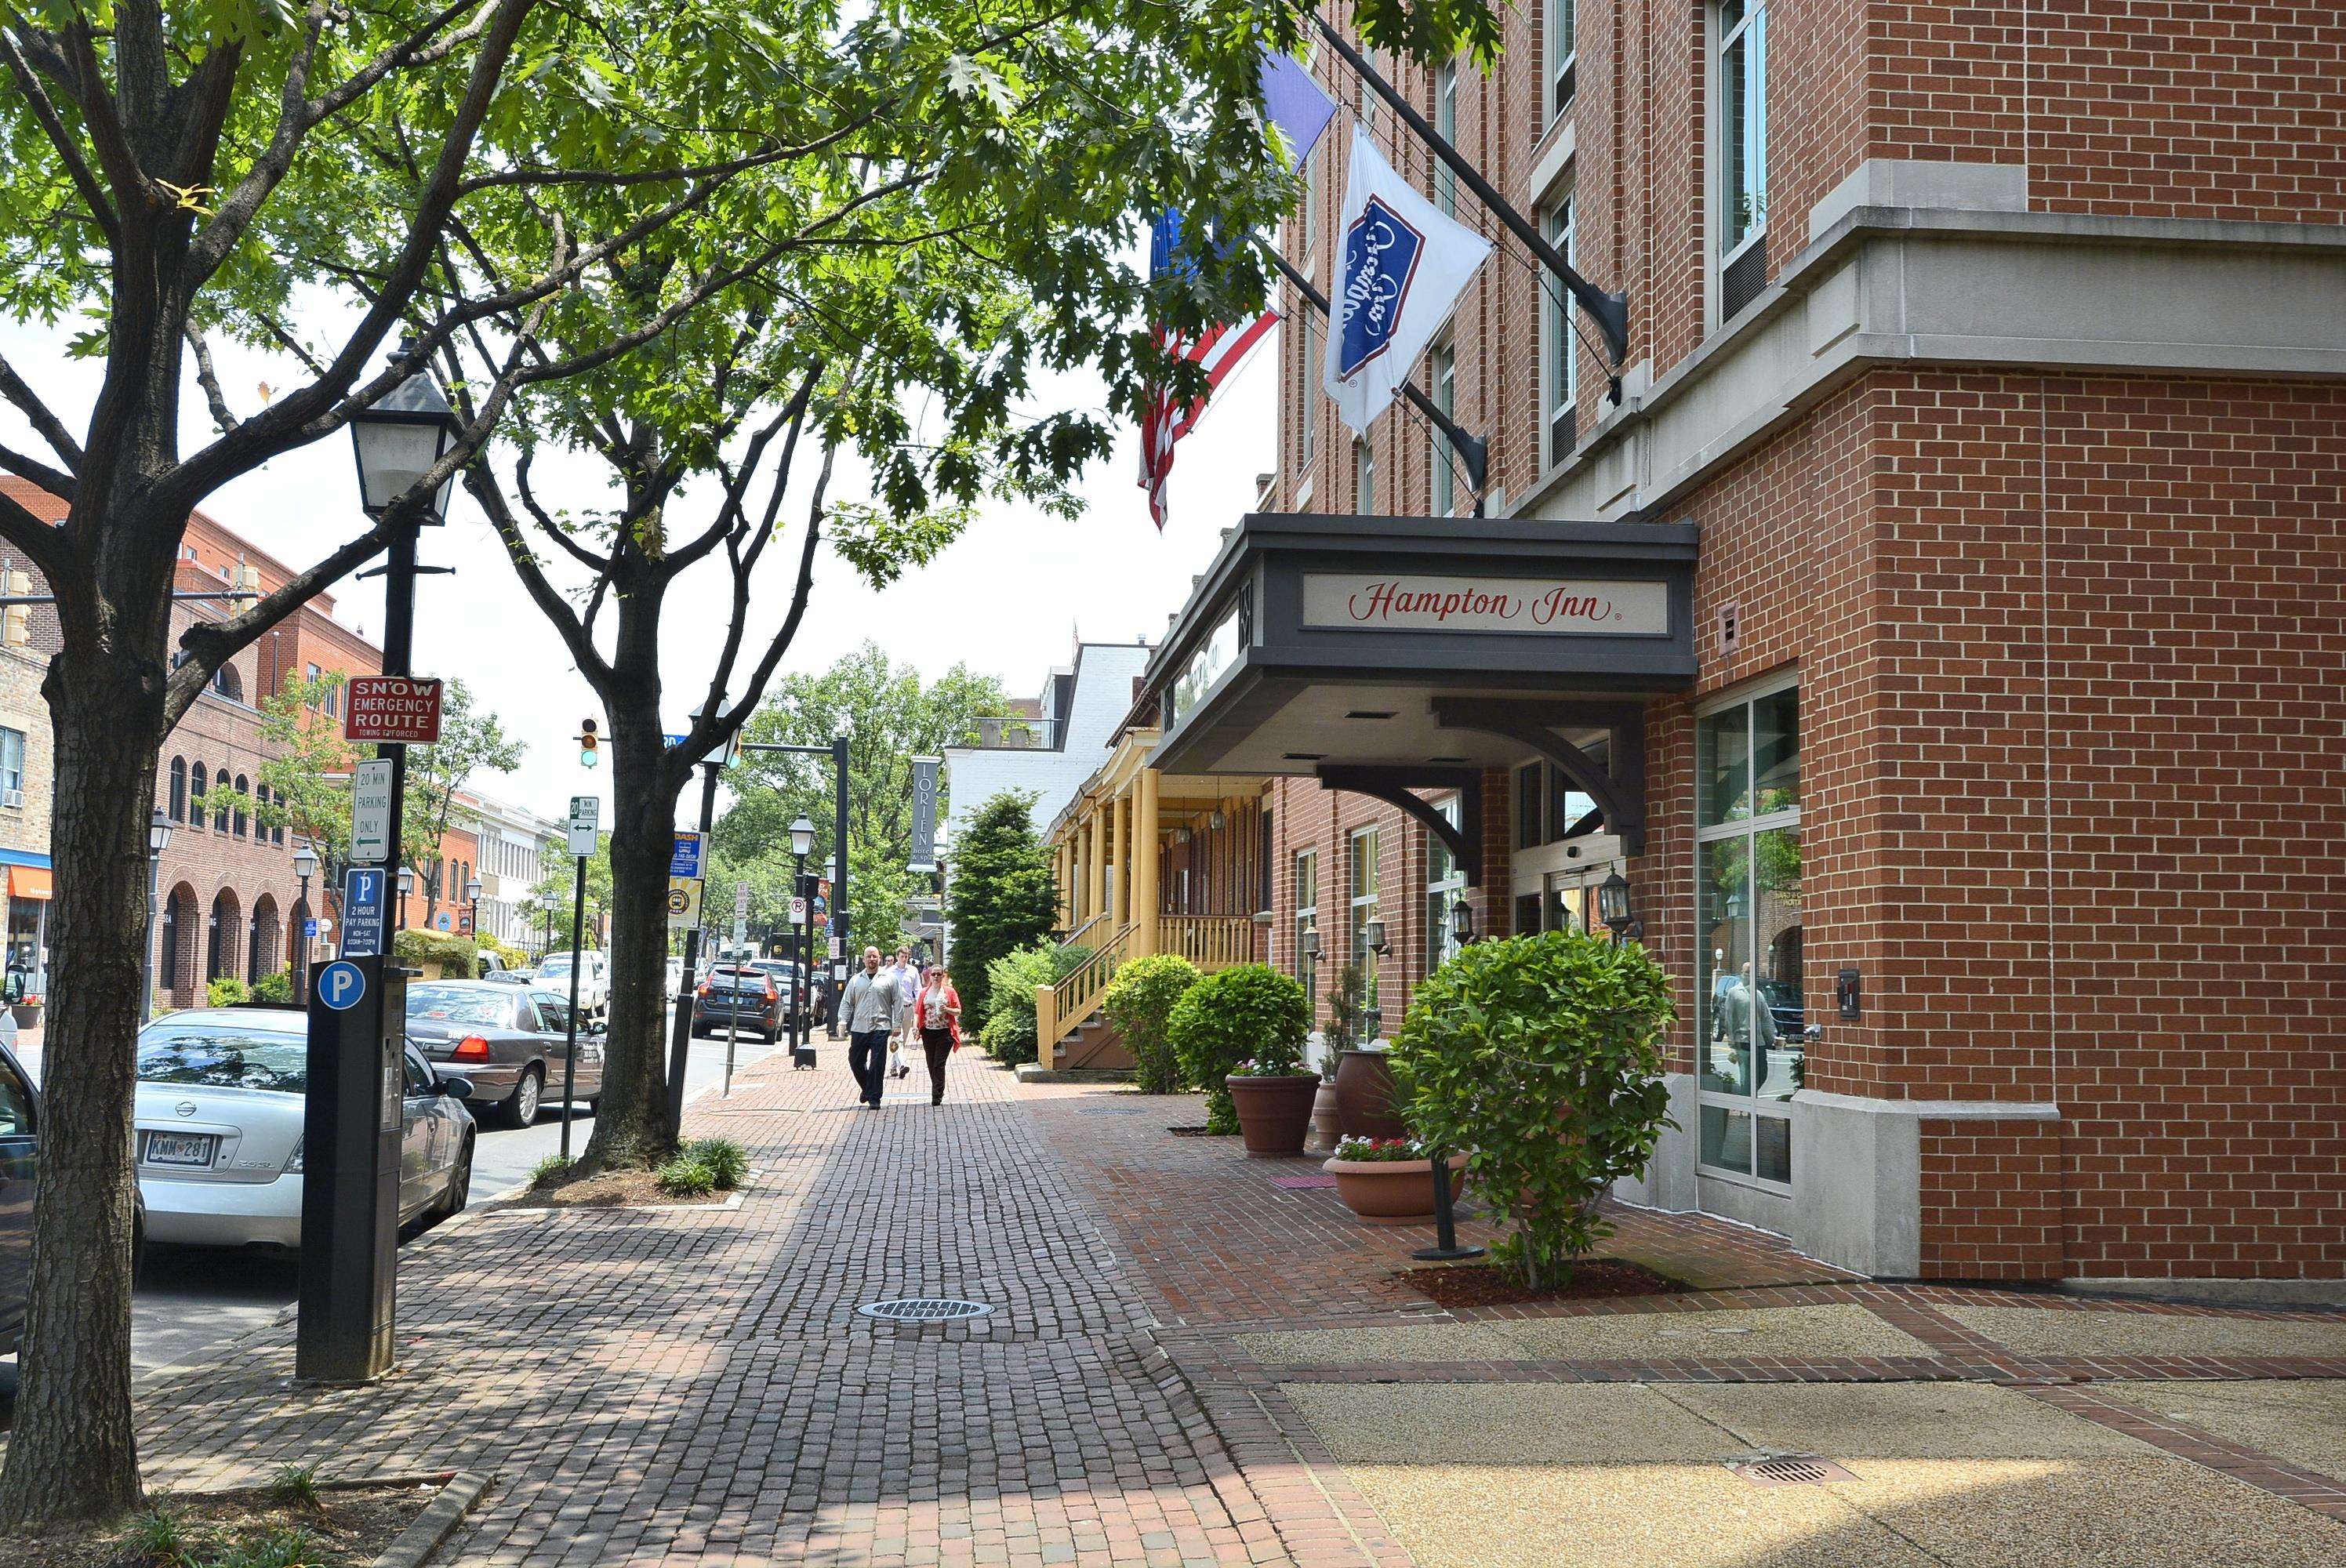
1597;871;1635;947
787;815;816;1059
465;874;484;961
396;865;415;931
1447;898;1476;948
790;815;816;858
349;361;459;520
140;809;173;1025
292;840;318;1004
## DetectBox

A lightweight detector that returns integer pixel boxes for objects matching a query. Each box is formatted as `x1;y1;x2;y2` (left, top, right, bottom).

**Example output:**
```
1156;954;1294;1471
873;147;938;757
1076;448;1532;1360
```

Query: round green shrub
1165;964;1310;1134
205;976;252;1007
1390;929;1676;1290
250;971;295;1004
682;1138;749;1189
1102;953;1200;1095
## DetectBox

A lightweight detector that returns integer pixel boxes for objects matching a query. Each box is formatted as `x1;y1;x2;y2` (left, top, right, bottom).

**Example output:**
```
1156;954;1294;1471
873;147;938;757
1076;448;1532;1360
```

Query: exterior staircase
1034;914;1259;1071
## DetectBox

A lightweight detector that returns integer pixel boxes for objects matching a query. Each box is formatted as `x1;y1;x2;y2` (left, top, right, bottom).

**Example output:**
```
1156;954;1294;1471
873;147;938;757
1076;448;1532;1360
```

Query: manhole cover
1730;1455;1857;1486
858;1298;994;1324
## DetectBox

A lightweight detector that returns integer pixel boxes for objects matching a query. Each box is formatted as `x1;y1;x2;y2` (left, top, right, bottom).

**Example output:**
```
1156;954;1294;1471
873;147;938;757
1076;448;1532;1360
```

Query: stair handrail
1040;921;1131;1059
1059;909;1109;949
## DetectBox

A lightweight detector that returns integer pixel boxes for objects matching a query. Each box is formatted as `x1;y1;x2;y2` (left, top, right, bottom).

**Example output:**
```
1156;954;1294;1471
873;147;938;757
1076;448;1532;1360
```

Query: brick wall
0;647;53;860
1917;1117;2065;1280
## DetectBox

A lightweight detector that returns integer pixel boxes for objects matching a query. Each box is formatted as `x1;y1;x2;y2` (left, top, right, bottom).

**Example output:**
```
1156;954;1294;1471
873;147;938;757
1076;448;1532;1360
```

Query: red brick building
1114;3;2346;1290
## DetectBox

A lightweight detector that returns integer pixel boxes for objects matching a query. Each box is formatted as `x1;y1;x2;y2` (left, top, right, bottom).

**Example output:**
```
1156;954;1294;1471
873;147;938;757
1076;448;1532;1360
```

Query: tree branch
0;444;78;503
0;351;84;471
0;22;118;241
183;327;240;434
468;458;616;691
0;487;73;586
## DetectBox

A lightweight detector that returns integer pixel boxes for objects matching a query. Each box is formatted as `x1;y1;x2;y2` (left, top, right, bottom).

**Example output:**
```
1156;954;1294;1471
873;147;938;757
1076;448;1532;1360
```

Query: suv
691;965;786;1043
534;950;609;1022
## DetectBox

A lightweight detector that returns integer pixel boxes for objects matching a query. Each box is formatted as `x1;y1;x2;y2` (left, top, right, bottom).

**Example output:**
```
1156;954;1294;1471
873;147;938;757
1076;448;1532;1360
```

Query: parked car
534;950;610;1021
691;964;786;1042
1;1038;144;1357
665;956;685;999
405;980;603;1128
475;949;510;978
485;967;534;986
132;1007;473;1249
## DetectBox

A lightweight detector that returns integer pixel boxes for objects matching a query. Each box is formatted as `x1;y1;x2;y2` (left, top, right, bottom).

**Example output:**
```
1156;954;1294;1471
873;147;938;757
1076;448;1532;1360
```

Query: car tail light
762;981;777;1002
452;1036;492;1062
697;982;712;997
285;1137;304;1174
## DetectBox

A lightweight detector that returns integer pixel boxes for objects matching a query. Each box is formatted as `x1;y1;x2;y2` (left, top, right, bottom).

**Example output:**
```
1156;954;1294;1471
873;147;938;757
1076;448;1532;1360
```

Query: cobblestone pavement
126;1051;1289;1566
85;1056;2346;1567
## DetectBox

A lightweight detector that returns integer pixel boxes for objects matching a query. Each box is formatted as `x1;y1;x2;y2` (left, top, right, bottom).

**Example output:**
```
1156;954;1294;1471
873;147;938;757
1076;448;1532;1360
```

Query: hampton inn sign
1147;513;1698;781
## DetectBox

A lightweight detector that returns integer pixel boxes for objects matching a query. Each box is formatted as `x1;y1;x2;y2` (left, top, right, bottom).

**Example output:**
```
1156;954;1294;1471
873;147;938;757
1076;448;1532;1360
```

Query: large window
1349;826;1382;1014
1424;797;1466;969
1545;0;1578;118
1294;849;1319;1005
0;728;23;796
1717;0;1769;316
1430;340;1458;516
1543;195;1578;465
1433;62;1459;216
1694;681;1800;1187
1353;435;1375;516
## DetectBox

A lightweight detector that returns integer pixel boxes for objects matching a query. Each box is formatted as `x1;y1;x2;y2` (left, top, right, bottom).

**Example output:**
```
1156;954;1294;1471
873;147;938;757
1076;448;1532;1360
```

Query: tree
715;644;1007;960
945;791;1058;1029
530;835;614;952
407;680;525;926
0;0;853;1522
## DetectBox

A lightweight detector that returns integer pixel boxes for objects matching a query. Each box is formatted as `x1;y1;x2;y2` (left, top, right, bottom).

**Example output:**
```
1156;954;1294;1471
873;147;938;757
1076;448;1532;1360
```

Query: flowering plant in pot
1168;964;1312;1152
1321;1134;1467;1224
1390;928;1675;1289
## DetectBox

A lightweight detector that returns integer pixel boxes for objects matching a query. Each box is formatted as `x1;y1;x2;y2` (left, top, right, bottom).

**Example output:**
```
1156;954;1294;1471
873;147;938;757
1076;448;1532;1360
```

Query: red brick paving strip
2017;1385;2346;1524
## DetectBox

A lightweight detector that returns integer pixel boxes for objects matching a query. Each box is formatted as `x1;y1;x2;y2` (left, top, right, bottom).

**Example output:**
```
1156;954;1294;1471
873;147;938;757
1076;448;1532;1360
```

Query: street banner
1322;121;1492;435
350;757;394;864
343;676;444;743
670;831;705;878
567;795;599;858
907;757;942;872
666;877;703;931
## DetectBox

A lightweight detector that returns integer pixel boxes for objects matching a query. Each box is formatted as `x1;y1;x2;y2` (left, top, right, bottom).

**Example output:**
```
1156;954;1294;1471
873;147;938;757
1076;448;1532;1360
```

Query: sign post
559;796;597;1160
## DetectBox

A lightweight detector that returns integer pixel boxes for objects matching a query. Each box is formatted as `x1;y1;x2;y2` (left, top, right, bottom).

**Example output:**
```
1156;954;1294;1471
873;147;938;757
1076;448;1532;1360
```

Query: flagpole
1310;16;1629;372
1268;249;1487;511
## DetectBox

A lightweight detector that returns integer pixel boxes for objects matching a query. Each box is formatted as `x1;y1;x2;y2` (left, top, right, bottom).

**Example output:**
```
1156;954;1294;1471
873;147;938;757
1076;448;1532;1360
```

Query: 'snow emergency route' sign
343;676;445;743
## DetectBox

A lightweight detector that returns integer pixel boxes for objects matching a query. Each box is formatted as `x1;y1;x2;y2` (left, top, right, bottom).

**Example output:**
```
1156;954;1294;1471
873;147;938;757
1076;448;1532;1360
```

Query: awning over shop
9;866;50;900
1144;513;1698;857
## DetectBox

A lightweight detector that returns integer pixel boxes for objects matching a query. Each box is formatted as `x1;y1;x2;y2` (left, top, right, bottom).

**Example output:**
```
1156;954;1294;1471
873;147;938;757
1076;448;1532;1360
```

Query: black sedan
404;980;604;1128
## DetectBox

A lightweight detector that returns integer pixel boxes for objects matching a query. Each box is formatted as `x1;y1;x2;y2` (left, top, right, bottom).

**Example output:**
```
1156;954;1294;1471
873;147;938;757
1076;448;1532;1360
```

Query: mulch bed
0;1479;435;1568
1400;1258;1685;1308
514;1167;727;1209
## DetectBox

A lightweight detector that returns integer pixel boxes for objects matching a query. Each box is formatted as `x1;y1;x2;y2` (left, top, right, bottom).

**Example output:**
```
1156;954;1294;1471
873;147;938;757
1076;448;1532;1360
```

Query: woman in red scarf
913;964;963;1105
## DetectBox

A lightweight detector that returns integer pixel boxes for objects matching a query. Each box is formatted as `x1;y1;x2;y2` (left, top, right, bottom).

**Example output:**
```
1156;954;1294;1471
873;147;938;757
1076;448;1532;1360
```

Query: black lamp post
788;814;815;1062
140;809;173;1025
396;866;415;931
1597;871;1635;948
292;840;318;1004
465;874;484;967
300;352;459;1386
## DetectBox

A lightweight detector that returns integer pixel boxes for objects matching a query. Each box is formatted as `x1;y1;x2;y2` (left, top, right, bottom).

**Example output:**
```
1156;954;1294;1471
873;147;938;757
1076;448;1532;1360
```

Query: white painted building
464;789;564;953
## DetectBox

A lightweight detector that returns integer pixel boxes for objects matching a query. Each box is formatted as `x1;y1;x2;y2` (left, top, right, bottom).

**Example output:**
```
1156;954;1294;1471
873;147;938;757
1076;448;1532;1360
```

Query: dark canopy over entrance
1144;514;1698;861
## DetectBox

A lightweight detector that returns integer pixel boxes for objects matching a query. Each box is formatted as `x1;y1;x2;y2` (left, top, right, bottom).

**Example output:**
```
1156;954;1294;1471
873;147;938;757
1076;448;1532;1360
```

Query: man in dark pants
840;946;899;1107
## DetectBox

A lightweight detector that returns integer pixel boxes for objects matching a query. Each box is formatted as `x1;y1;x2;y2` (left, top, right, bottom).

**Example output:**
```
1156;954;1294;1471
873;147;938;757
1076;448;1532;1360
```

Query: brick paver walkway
127;1050;1287;1566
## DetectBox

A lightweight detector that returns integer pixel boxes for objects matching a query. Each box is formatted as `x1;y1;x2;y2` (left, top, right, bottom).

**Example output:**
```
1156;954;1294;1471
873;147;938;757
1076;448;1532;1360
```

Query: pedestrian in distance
841;946;901;1107
913;964;962;1105
888;944;920;1078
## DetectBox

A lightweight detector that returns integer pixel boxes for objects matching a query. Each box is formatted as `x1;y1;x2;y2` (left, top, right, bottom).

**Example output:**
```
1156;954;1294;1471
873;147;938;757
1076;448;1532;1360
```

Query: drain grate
1730;1454;1857;1486
858;1297;994;1324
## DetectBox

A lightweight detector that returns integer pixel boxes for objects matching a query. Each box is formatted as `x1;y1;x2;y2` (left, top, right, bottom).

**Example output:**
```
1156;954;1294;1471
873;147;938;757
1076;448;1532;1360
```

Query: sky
0;314;1277;827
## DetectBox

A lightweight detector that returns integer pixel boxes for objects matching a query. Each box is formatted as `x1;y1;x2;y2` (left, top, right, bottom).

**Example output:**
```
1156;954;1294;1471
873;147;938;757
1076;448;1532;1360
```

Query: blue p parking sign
317;960;367;1011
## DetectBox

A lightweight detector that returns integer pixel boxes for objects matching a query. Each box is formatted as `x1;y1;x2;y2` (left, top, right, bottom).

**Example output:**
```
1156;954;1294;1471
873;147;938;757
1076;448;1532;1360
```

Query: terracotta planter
1322;1155;1468;1225
1307;1081;1342;1154
1333;1048;1409;1141
1226;1073;1320;1156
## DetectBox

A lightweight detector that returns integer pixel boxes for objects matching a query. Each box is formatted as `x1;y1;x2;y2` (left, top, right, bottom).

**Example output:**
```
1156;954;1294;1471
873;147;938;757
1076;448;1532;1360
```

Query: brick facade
1236;5;2346;1283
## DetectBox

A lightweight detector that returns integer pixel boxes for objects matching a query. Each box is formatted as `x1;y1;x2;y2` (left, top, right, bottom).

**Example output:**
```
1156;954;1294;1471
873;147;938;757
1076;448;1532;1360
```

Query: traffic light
578;717;599;768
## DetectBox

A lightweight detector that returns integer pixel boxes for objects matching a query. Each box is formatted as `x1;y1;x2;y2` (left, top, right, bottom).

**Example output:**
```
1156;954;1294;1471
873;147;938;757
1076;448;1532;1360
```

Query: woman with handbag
913;964;962;1105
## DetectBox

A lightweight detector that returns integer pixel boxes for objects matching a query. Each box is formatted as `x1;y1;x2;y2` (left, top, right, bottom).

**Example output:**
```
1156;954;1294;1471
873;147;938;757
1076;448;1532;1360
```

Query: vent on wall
1722;236;1769;322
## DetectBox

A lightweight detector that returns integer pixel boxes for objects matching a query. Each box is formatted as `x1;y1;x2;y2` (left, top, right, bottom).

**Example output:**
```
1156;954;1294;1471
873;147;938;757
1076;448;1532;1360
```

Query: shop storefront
0;850;50;1026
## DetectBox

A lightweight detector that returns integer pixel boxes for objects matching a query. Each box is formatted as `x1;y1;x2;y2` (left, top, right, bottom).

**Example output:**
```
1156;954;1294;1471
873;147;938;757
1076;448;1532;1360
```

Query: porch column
1110;782;1131;931
1130;767;1160;958
1055;838;1073;927
1085;802;1106;927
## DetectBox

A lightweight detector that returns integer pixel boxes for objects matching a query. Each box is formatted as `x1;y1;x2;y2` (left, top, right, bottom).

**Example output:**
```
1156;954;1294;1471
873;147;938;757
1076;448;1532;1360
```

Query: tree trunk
0;654;169;1527
579;672;686;1171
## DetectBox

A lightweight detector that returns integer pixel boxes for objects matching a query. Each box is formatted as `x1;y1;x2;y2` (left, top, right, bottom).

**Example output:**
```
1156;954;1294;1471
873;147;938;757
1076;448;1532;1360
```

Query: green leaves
1391;931;1678;1290
1166;964;1310;1131
1103;953;1202;1094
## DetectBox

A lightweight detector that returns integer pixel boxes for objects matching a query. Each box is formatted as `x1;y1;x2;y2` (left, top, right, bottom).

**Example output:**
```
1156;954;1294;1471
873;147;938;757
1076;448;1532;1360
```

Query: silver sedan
133;1007;475;1249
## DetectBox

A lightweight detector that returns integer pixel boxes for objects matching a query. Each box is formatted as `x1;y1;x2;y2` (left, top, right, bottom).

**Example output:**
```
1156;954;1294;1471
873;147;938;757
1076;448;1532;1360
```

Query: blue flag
1258;49;1337;171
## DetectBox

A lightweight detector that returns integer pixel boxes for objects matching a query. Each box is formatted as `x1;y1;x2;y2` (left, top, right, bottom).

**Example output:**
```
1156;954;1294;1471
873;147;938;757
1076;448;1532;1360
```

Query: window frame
1348;825;1382;1012
1692;673;1800;1194
1542;193;1578;466
1424;795;1467;969
1716;0;1769;270
0;727;24;795
1429;339;1458;516
1293;848;1319;1005
1433;60;1460;216
1545;0;1578;121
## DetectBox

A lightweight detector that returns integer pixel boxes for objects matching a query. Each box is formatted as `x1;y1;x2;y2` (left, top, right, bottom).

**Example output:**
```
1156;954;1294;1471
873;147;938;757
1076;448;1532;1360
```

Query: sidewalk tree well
1102;953;1201;1094
1389;930;1678;1290
0;0;840;1522
1167;964;1311;1134
946;792;1059;1029
714;645;1006;954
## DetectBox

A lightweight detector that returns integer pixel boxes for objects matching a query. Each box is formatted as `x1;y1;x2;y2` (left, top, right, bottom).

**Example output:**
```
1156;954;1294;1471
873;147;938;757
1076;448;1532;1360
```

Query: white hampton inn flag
1320;122;1492;436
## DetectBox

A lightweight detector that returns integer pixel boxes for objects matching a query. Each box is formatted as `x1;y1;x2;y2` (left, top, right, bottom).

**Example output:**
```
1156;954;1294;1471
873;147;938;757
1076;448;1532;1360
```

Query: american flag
1138;209;1278;530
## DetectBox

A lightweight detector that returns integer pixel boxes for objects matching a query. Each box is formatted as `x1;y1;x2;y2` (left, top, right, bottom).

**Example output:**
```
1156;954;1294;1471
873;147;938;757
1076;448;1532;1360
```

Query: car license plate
143;1131;219;1167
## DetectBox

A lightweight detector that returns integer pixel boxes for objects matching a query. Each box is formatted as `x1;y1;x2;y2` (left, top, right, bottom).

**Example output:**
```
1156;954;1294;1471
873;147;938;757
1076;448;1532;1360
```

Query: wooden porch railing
1037;922;1131;1065
1161;915;1255;971
1058;909;1110;949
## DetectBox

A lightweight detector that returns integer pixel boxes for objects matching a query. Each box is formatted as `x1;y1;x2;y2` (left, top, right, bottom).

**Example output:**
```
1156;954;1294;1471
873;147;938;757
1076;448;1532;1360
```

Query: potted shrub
1328;962;1408;1139
1102;953;1200;1094
1390;928;1676;1289
1323;1134;1465;1224
1168;963;1311;1150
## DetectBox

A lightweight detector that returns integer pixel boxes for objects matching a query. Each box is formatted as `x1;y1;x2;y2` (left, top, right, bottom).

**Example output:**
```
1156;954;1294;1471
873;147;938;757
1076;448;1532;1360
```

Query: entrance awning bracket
1429;699;1647;856
1316;764;1484;887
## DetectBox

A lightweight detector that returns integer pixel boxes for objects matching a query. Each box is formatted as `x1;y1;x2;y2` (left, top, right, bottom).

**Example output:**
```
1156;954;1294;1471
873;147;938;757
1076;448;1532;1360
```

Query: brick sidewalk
125;1049;1295;1566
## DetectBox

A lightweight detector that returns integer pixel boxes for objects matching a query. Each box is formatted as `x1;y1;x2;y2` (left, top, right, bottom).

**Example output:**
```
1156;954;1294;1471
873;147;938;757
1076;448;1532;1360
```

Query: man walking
888;945;921;1078
841;946;900;1107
